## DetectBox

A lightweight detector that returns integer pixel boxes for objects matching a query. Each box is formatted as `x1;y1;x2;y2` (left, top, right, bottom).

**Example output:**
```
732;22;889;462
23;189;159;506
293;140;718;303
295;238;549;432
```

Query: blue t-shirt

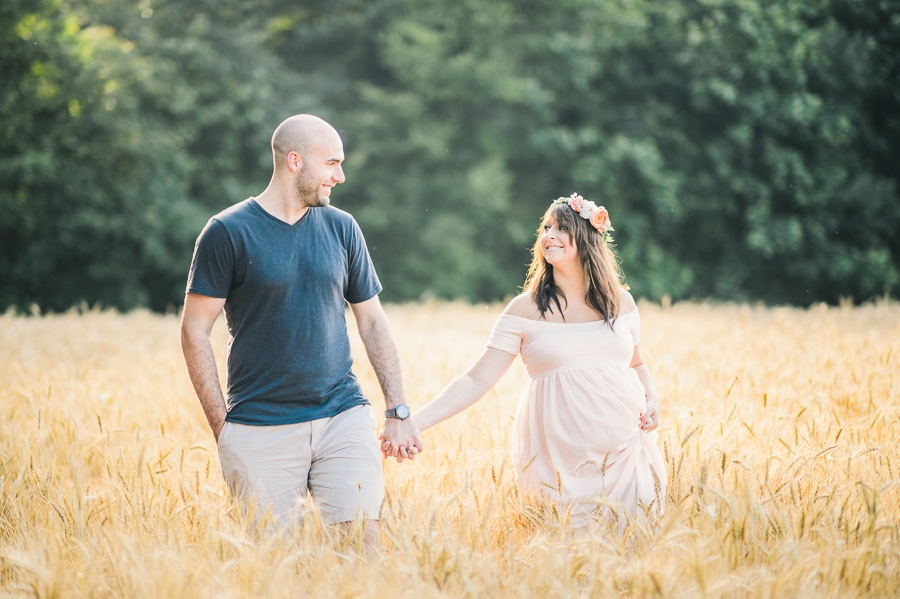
186;199;382;425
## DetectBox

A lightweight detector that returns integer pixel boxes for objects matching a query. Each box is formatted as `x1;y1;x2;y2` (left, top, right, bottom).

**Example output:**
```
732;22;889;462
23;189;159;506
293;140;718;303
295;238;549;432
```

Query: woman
384;194;666;526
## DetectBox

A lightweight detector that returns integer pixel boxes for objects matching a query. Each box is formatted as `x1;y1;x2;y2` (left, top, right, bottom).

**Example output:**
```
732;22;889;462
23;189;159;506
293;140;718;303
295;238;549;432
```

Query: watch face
396;405;411;419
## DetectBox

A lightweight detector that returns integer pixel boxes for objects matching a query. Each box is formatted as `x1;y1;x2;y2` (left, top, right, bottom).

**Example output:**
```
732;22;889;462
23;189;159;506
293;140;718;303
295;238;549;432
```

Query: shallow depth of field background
4;0;900;596
4;0;899;313
1;301;898;598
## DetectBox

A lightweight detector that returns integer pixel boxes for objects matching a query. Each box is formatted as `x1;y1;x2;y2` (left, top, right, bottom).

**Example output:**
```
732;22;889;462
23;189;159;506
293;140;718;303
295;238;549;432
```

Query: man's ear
286;151;304;172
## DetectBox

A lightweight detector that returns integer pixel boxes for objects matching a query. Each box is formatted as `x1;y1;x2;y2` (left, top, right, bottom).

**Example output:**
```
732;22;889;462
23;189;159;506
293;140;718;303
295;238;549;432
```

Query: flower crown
552;193;614;240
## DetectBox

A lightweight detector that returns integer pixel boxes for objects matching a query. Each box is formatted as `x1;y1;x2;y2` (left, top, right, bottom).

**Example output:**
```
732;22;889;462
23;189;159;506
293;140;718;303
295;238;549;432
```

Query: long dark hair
522;201;626;322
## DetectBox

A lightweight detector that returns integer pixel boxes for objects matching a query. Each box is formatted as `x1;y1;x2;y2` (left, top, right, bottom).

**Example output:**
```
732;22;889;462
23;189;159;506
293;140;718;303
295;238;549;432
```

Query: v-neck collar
248;198;312;230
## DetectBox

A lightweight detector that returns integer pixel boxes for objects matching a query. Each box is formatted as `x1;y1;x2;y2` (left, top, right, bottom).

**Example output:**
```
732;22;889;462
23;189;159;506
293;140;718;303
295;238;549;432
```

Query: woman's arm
630;345;660;431
414;348;516;430
381;348;516;456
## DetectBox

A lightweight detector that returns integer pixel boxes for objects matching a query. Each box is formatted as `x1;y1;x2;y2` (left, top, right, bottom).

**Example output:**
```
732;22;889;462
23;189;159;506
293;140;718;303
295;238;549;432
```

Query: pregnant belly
522;367;645;453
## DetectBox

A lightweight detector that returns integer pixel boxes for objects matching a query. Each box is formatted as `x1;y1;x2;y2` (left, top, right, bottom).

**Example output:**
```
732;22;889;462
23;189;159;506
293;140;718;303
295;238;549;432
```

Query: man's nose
333;166;346;184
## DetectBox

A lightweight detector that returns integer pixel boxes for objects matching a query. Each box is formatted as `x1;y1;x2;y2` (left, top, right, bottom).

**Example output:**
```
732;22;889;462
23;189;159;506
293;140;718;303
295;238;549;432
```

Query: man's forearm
181;329;228;437
359;319;405;407
355;307;423;459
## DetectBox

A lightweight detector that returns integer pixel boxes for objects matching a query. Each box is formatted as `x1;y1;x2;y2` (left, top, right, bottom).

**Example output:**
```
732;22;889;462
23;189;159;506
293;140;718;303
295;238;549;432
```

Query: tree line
2;0;898;312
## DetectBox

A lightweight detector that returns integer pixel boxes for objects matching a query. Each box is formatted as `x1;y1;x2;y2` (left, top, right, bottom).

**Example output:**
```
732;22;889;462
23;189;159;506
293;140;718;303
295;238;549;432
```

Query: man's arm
181;293;228;440
349;295;422;462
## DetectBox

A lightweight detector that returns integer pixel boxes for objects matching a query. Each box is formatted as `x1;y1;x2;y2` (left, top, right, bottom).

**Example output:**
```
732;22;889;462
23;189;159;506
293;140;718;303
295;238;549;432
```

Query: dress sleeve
623;309;641;345
486;315;523;355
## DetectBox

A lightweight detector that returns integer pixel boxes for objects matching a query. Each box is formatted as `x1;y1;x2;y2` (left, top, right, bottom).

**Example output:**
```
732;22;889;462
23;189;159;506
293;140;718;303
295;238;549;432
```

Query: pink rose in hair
590;206;611;232
569;194;585;213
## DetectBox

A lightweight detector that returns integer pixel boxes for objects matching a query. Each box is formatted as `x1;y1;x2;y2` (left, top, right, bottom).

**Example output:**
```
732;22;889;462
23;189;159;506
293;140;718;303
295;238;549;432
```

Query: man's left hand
380;416;424;463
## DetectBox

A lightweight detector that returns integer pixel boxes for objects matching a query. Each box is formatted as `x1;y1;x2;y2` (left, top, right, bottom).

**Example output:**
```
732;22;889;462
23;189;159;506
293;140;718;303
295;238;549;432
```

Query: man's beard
295;168;329;207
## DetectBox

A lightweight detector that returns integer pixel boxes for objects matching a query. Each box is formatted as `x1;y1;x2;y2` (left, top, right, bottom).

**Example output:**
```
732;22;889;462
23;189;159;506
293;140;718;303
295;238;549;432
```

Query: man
180;114;422;547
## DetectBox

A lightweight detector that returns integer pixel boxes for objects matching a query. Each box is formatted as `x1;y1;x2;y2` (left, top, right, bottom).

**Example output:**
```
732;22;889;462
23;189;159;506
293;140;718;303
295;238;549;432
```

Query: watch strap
385;405;410;420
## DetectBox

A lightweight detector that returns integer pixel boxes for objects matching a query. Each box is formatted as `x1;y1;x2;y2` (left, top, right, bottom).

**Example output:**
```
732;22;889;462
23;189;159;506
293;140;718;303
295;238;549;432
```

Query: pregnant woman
383;194;667;527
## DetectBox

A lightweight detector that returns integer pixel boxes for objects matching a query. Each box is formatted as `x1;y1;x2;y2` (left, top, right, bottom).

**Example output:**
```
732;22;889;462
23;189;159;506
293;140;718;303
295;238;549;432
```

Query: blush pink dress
487;309;666;525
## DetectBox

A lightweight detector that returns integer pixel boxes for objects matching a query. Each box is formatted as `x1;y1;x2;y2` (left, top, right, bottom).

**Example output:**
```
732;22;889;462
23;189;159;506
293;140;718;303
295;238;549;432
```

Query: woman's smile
541;220;575;264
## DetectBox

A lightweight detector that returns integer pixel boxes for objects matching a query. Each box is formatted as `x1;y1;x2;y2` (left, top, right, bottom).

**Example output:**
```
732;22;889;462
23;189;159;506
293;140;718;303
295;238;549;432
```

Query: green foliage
279;0;900;304
0;0;304;311
1;0;898;310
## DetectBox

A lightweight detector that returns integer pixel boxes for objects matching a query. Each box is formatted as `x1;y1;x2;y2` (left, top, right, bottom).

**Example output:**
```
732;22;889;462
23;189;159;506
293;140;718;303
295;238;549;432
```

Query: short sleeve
486;315;523;355
344;218;383;304
186;219;235;298
620;309;641;345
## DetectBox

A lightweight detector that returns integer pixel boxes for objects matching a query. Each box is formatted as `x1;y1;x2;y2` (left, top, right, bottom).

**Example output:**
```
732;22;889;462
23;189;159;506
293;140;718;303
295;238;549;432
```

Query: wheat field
0;300;898;598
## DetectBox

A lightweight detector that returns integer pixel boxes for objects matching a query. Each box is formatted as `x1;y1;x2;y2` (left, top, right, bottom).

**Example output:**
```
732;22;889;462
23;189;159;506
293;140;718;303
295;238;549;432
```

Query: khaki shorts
216;404;383;527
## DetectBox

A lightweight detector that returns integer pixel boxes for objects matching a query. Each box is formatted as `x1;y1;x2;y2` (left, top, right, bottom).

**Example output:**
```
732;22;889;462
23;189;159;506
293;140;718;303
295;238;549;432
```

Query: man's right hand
213;419;226;443
181;293;229;443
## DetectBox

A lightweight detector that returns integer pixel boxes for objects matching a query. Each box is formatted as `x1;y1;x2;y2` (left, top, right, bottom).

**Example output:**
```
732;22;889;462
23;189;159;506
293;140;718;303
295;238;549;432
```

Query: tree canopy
2;0;898;311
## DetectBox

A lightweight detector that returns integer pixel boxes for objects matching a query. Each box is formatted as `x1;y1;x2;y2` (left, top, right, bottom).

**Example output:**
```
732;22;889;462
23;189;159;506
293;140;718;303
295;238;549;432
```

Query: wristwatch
384;404;411;420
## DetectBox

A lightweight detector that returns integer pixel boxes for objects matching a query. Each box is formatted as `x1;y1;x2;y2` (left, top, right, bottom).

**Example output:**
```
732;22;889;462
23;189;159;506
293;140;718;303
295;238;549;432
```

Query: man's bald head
271;114;341;171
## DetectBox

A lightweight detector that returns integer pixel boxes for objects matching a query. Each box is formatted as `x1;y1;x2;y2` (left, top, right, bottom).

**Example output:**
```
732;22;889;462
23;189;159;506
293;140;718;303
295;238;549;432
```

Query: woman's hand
378;419;421;463
631;344;661;432
640;397;660;431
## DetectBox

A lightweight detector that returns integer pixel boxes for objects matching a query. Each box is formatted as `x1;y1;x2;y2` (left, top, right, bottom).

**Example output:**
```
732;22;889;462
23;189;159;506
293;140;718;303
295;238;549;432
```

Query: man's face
294;133;345;207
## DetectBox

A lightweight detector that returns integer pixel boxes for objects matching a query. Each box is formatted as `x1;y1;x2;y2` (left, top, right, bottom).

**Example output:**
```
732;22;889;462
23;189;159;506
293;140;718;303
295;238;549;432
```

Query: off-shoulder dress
487;309;666;525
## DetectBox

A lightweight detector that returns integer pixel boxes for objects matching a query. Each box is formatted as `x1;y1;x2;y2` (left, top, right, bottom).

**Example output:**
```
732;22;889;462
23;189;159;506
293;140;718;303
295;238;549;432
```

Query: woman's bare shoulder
503;293;539;319
619;287;638;313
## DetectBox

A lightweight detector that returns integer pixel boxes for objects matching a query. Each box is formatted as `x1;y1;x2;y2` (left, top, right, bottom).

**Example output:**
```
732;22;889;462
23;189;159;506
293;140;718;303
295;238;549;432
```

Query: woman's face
540;216;579;269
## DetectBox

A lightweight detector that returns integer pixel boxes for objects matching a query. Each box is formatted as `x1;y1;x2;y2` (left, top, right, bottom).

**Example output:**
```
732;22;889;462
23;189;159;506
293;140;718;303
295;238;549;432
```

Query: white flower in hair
580;200;599;219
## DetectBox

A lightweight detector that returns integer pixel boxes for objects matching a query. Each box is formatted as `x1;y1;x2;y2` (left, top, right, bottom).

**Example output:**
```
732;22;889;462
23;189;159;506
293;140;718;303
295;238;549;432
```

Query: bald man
181;115;421;547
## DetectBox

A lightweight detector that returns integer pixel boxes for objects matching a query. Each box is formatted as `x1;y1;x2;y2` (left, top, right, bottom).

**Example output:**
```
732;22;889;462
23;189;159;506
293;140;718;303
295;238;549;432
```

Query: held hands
640;396;660;431
379;416;424;463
